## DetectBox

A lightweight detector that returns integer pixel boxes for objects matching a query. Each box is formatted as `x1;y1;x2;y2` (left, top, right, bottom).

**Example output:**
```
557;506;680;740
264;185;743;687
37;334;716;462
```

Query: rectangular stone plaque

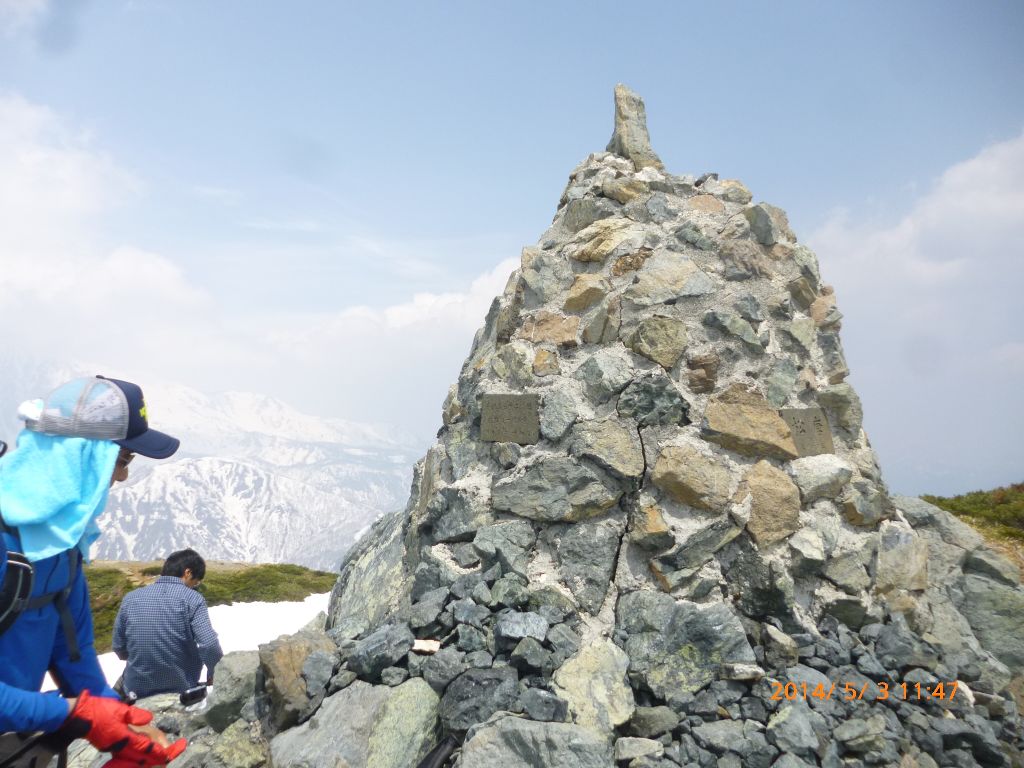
480;394;540;445
778;407;835;457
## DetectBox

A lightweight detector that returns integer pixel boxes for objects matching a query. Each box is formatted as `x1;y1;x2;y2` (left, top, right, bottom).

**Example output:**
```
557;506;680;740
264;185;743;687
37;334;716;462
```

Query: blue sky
0;0;1021;495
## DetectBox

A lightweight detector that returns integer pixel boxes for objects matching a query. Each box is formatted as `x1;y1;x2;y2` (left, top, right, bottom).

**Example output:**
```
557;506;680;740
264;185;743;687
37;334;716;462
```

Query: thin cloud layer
808;131;1024;495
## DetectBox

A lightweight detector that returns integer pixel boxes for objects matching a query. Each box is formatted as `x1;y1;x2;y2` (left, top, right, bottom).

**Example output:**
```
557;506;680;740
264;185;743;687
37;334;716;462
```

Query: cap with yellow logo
20;375;179;459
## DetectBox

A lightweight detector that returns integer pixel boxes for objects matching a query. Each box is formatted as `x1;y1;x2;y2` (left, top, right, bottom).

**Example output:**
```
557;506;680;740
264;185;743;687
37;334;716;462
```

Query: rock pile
110;86;1024;768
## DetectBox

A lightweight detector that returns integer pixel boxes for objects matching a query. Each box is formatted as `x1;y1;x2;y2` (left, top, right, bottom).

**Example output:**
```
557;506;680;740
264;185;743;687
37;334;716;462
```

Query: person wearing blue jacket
0;376;186;768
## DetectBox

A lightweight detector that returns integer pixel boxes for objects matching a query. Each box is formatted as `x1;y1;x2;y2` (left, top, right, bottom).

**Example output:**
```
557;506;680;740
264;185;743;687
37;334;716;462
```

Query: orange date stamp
770;680;959;702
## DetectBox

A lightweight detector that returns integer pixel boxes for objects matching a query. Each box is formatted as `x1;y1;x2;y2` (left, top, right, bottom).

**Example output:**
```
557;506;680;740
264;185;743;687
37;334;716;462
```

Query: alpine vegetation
130;86;1024;768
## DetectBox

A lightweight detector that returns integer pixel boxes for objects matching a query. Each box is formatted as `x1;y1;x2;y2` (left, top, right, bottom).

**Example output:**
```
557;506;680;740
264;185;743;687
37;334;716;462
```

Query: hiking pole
415;734;458;768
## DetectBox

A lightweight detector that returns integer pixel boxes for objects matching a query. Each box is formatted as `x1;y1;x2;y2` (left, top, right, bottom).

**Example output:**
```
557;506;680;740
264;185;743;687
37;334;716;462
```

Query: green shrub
922;482;1024;543
85;568;137;654
84;563;337;653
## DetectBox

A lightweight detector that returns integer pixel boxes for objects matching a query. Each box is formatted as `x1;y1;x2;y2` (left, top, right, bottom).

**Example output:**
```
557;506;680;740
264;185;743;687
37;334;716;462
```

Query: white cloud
0;93;520;444
0;95;216;365
807;130;1024;496
0;0;47;35
260;257;518;435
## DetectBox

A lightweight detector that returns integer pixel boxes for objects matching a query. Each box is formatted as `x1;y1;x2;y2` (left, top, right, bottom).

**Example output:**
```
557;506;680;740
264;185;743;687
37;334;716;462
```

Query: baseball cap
0;548;33;637
20;376;180;459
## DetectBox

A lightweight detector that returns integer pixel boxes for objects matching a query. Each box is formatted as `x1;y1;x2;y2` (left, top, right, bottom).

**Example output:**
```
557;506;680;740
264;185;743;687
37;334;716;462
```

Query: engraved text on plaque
480;394;540;445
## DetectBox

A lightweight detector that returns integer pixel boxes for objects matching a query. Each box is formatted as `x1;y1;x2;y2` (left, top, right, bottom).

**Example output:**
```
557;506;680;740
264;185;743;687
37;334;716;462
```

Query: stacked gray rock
260;85;1024;768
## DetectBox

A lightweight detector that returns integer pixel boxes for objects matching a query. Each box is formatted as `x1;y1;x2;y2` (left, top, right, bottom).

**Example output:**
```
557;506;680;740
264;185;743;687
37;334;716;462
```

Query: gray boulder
552;638;635;735
617;373;689;428
460;714;613;767
492;456;621;523
347;623;415;681
574;348;633;404
206;651;259;732
439;667;520;732
955;574;1024;669
494;611;549;650
328;506;409;631
473;520;537;578
548;518;623;613
270;679;440;768
617;593;755;704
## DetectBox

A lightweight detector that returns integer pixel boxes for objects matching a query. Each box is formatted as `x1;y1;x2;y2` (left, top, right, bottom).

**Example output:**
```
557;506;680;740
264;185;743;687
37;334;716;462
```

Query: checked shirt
112;576;223;698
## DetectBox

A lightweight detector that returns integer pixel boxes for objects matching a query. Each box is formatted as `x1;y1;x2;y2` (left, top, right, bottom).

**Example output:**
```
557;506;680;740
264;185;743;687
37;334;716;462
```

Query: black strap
55;549;82;663
0;733;59;768
9;545;82;663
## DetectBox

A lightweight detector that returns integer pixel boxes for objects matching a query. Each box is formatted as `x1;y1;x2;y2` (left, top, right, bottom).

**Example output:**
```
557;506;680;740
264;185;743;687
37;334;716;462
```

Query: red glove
59;690;167;757
102;738;187;768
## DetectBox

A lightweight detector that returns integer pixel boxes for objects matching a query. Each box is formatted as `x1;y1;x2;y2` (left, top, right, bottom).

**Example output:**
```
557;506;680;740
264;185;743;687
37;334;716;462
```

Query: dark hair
161;549;206;580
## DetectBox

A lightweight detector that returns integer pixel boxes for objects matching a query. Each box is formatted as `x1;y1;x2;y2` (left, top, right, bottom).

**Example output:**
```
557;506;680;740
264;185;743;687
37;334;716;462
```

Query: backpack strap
1;509;83;663
18;548;82;663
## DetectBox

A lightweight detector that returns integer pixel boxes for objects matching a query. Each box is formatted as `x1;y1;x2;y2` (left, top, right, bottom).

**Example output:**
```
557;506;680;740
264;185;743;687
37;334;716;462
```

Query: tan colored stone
810;288;838;327
686;352;720;393
628;502;675;551
259;631;337;732
1006;675;1024;711
519;311;579;347
628;315;687;369
571;418;645;478
572;218;638;263
687;195;726;215
743;460;801;546
442;384;463;426
652;443;733;512
612;248;652;275
602;177;649;204
788;276;817;309
797;367;818;391
564;274;610;313
720;239;770;278
701;385;799;460
532;348;560;376
769;242;796;261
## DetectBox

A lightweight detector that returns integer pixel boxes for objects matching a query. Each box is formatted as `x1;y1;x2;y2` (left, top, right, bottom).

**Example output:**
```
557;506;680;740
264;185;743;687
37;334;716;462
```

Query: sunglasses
116;451;135;468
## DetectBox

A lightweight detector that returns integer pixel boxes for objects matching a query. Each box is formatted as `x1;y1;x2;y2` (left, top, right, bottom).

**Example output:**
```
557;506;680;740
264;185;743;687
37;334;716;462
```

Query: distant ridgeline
137;87;1024;768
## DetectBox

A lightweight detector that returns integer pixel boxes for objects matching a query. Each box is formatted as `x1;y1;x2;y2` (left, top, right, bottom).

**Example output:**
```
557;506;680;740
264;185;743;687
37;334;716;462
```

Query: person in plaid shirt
113;549;223;699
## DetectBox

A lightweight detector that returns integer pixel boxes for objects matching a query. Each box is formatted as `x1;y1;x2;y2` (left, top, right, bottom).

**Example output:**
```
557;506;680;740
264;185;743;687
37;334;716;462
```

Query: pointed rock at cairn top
605;83;664;172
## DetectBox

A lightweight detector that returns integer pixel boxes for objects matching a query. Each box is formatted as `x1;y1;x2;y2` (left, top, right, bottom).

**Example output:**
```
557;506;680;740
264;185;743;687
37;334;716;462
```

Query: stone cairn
142;86;1024;768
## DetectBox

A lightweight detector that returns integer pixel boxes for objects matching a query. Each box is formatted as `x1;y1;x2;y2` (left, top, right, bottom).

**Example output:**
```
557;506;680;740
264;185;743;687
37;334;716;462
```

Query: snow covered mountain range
0;359;420;570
